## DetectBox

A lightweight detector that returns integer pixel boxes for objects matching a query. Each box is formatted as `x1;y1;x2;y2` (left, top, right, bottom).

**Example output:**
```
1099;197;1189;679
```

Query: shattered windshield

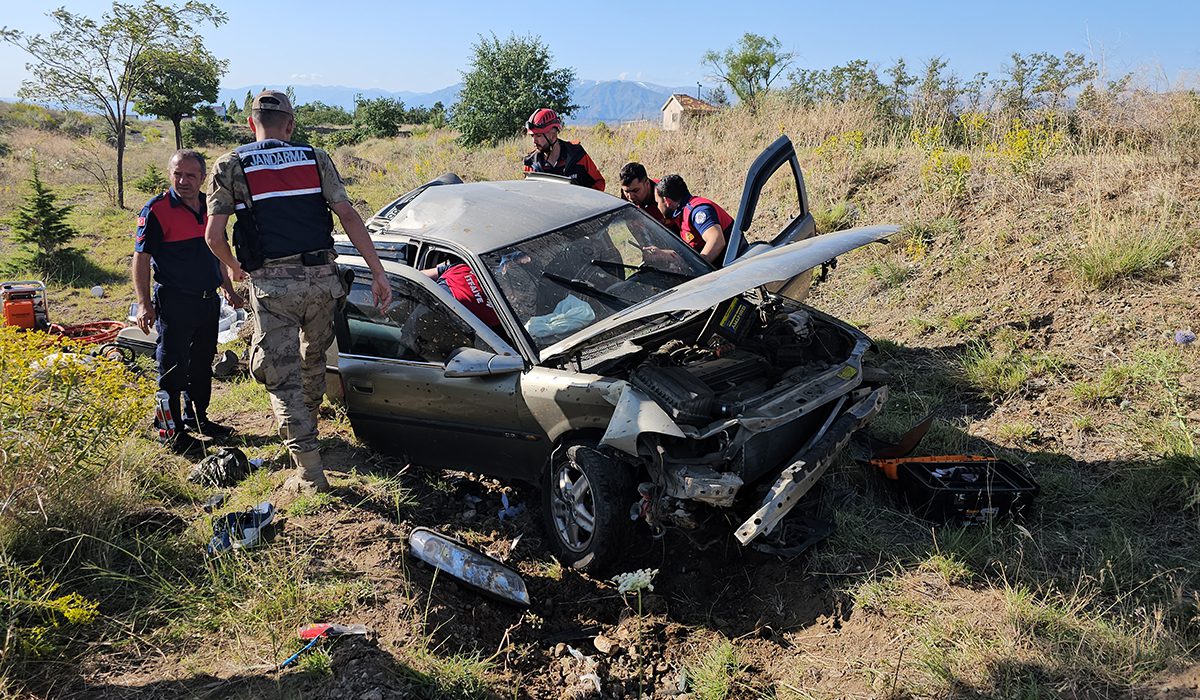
481;206;713;351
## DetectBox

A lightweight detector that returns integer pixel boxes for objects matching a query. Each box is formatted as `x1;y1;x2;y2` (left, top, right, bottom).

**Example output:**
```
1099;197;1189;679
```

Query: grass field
0;94;1197;698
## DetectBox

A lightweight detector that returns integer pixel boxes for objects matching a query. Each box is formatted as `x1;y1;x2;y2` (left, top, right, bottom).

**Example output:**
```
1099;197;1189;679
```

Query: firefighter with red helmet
522;108;606;192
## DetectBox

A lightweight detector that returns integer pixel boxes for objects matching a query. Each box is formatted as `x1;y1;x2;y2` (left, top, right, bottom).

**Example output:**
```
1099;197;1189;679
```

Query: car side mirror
444;347;525;377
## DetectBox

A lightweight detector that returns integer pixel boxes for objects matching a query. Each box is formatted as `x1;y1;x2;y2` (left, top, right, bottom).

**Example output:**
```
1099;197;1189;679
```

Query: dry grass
1;92;1199;696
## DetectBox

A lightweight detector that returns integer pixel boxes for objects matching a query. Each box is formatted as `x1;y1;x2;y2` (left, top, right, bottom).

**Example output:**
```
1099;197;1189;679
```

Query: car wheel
542;443;632;573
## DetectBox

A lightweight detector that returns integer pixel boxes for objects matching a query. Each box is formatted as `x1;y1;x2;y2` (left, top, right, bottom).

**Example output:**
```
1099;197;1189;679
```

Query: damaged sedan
328;136;896;571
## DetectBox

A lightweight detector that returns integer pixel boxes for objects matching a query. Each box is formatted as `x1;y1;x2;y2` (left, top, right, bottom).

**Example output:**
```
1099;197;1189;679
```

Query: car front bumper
734;385;888;545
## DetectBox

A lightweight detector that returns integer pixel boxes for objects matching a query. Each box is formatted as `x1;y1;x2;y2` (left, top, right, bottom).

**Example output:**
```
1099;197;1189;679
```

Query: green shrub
133;164;169;194
182;106;234;147
813;200;858;233
1070;224;1184;289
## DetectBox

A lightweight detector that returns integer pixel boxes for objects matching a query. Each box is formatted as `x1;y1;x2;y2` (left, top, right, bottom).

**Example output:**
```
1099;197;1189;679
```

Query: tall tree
702;33;794;111
1;1;226;208
452;33;576;147
135;45;227;149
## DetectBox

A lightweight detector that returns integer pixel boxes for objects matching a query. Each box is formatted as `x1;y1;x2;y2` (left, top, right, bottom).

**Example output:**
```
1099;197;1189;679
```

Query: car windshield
481;206;713;351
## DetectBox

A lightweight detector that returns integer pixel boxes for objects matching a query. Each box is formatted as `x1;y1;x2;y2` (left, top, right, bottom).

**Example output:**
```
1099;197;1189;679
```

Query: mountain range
216;79;701;124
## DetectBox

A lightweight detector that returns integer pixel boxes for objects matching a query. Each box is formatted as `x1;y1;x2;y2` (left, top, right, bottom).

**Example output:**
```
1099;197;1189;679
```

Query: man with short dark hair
133;150;241;455
654;174;734;266
618;162;666;225
522;108;606;191
204;89;392;493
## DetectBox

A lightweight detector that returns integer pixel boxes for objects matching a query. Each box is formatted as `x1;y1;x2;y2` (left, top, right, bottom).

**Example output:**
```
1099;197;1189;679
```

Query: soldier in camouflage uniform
204;90;392;493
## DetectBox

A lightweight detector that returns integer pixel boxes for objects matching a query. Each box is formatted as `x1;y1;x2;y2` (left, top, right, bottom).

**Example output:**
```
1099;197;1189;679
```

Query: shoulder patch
137;216;146;227
694;210;708;225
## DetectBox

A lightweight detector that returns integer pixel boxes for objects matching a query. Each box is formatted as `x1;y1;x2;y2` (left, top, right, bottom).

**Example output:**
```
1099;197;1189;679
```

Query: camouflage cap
251;90;293;114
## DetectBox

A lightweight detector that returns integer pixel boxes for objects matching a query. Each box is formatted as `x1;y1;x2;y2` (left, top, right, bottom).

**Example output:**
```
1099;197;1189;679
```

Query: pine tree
5;161;79;269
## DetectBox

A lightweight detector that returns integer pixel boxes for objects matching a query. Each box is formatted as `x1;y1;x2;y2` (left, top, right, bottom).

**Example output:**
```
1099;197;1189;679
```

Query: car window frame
335;261;519;367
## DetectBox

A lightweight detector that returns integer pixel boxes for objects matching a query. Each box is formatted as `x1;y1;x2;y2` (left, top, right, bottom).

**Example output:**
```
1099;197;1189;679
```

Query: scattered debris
1175;329;1196;346
497;492;525;522
567;645;602;695
188;447;252;487
202;493;227;513
207;502;275;555
407;527;530;607
212;349;240;377
297;623;376;642
90;285;104;298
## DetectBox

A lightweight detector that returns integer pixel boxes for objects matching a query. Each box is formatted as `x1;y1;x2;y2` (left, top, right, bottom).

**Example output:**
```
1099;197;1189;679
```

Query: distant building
207;104;226;119
661;94;718;131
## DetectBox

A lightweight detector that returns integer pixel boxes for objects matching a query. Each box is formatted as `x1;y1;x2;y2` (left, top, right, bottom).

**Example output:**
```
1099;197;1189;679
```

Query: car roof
367;179;627;254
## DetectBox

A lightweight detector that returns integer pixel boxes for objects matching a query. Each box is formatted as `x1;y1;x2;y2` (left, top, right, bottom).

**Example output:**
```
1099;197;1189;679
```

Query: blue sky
2;0;1197;99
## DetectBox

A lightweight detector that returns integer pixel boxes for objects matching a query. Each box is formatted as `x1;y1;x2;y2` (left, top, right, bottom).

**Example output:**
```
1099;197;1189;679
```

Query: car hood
540;224;898;362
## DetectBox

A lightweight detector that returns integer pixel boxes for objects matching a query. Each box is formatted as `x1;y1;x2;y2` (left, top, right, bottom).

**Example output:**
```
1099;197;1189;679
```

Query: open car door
721;135;819;301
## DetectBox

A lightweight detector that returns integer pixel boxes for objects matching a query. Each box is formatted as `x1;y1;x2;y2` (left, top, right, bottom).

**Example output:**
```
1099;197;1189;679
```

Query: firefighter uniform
523;140;606;191
135;188;222;433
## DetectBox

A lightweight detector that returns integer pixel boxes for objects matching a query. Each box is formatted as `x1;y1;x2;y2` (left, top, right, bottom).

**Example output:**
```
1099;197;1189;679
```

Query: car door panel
335;264;548;481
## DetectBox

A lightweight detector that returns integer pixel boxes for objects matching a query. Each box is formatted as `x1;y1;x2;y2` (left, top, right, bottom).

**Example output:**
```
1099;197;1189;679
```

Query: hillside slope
0;97;1197;698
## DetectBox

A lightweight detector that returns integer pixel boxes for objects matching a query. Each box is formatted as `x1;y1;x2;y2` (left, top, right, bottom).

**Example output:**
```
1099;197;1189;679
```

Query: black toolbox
875;456;1039;523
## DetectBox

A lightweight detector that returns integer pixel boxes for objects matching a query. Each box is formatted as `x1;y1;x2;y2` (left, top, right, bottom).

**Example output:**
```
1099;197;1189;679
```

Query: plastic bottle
154;390;176;439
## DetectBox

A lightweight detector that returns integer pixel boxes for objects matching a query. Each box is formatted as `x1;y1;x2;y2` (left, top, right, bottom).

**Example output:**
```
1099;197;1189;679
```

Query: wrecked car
328;136;896;571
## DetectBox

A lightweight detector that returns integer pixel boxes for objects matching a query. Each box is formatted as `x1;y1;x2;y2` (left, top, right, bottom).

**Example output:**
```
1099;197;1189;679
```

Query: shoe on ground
168;430;207;458
184;417;235;438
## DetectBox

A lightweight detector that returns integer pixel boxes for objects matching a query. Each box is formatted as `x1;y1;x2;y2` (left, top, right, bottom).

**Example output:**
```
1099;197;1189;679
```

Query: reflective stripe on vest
232;140;333;260
679;196;734;253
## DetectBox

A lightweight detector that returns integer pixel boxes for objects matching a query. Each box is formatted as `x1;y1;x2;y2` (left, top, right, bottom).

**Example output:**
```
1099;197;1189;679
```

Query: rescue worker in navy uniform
133;149;241;455
204;90;392;494
618;162;666;225
653;173;734;266
522;108;606;191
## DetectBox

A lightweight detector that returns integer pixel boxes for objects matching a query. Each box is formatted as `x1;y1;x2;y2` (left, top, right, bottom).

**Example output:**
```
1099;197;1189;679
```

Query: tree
134;45;227;149
702;33;793;111
1;1;226;209
4;161;80;273
354;95;408;138
452;33;576;147
295;101;352;126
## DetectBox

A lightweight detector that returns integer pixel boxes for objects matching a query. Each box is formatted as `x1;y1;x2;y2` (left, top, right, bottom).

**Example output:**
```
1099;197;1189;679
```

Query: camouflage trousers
247;255;345;454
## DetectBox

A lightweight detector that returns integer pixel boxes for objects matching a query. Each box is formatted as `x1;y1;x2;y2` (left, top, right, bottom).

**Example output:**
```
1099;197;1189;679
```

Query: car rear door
721;135;819;301
332;264;548;480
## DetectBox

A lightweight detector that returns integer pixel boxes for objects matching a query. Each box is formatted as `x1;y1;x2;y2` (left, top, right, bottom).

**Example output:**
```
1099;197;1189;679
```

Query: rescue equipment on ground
1;280;50;330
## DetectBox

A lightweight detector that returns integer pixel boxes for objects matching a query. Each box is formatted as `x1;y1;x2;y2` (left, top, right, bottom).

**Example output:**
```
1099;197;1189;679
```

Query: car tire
542;443;632;574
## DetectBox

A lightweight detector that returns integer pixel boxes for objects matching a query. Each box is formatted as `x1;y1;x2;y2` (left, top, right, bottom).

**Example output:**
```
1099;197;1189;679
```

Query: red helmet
526;108;562;135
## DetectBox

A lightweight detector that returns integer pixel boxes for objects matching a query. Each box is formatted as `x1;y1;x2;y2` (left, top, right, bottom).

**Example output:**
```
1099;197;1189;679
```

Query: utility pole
696;82;702;99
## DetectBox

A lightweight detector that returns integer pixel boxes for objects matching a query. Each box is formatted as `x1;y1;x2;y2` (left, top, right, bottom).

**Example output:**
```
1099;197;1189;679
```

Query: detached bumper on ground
735;386;888;545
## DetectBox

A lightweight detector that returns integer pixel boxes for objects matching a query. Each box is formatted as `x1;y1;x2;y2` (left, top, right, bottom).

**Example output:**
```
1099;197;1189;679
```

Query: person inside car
422;259;501;330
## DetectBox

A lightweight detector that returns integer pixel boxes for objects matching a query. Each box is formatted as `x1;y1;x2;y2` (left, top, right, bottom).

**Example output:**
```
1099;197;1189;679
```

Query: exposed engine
628;296;851;426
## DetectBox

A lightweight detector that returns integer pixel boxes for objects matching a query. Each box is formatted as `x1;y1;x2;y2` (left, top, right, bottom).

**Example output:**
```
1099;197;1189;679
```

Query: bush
133;164;169;194
0;327;155;555
0;326;153;679
182;106;234;147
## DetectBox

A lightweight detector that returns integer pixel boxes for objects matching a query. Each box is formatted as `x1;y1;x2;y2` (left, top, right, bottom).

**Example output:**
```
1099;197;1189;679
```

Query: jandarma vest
679;196;734;253
232;140;334;264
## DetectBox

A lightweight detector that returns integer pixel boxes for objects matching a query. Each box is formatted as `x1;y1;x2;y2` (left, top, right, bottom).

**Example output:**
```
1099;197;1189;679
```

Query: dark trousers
154;285;219;427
